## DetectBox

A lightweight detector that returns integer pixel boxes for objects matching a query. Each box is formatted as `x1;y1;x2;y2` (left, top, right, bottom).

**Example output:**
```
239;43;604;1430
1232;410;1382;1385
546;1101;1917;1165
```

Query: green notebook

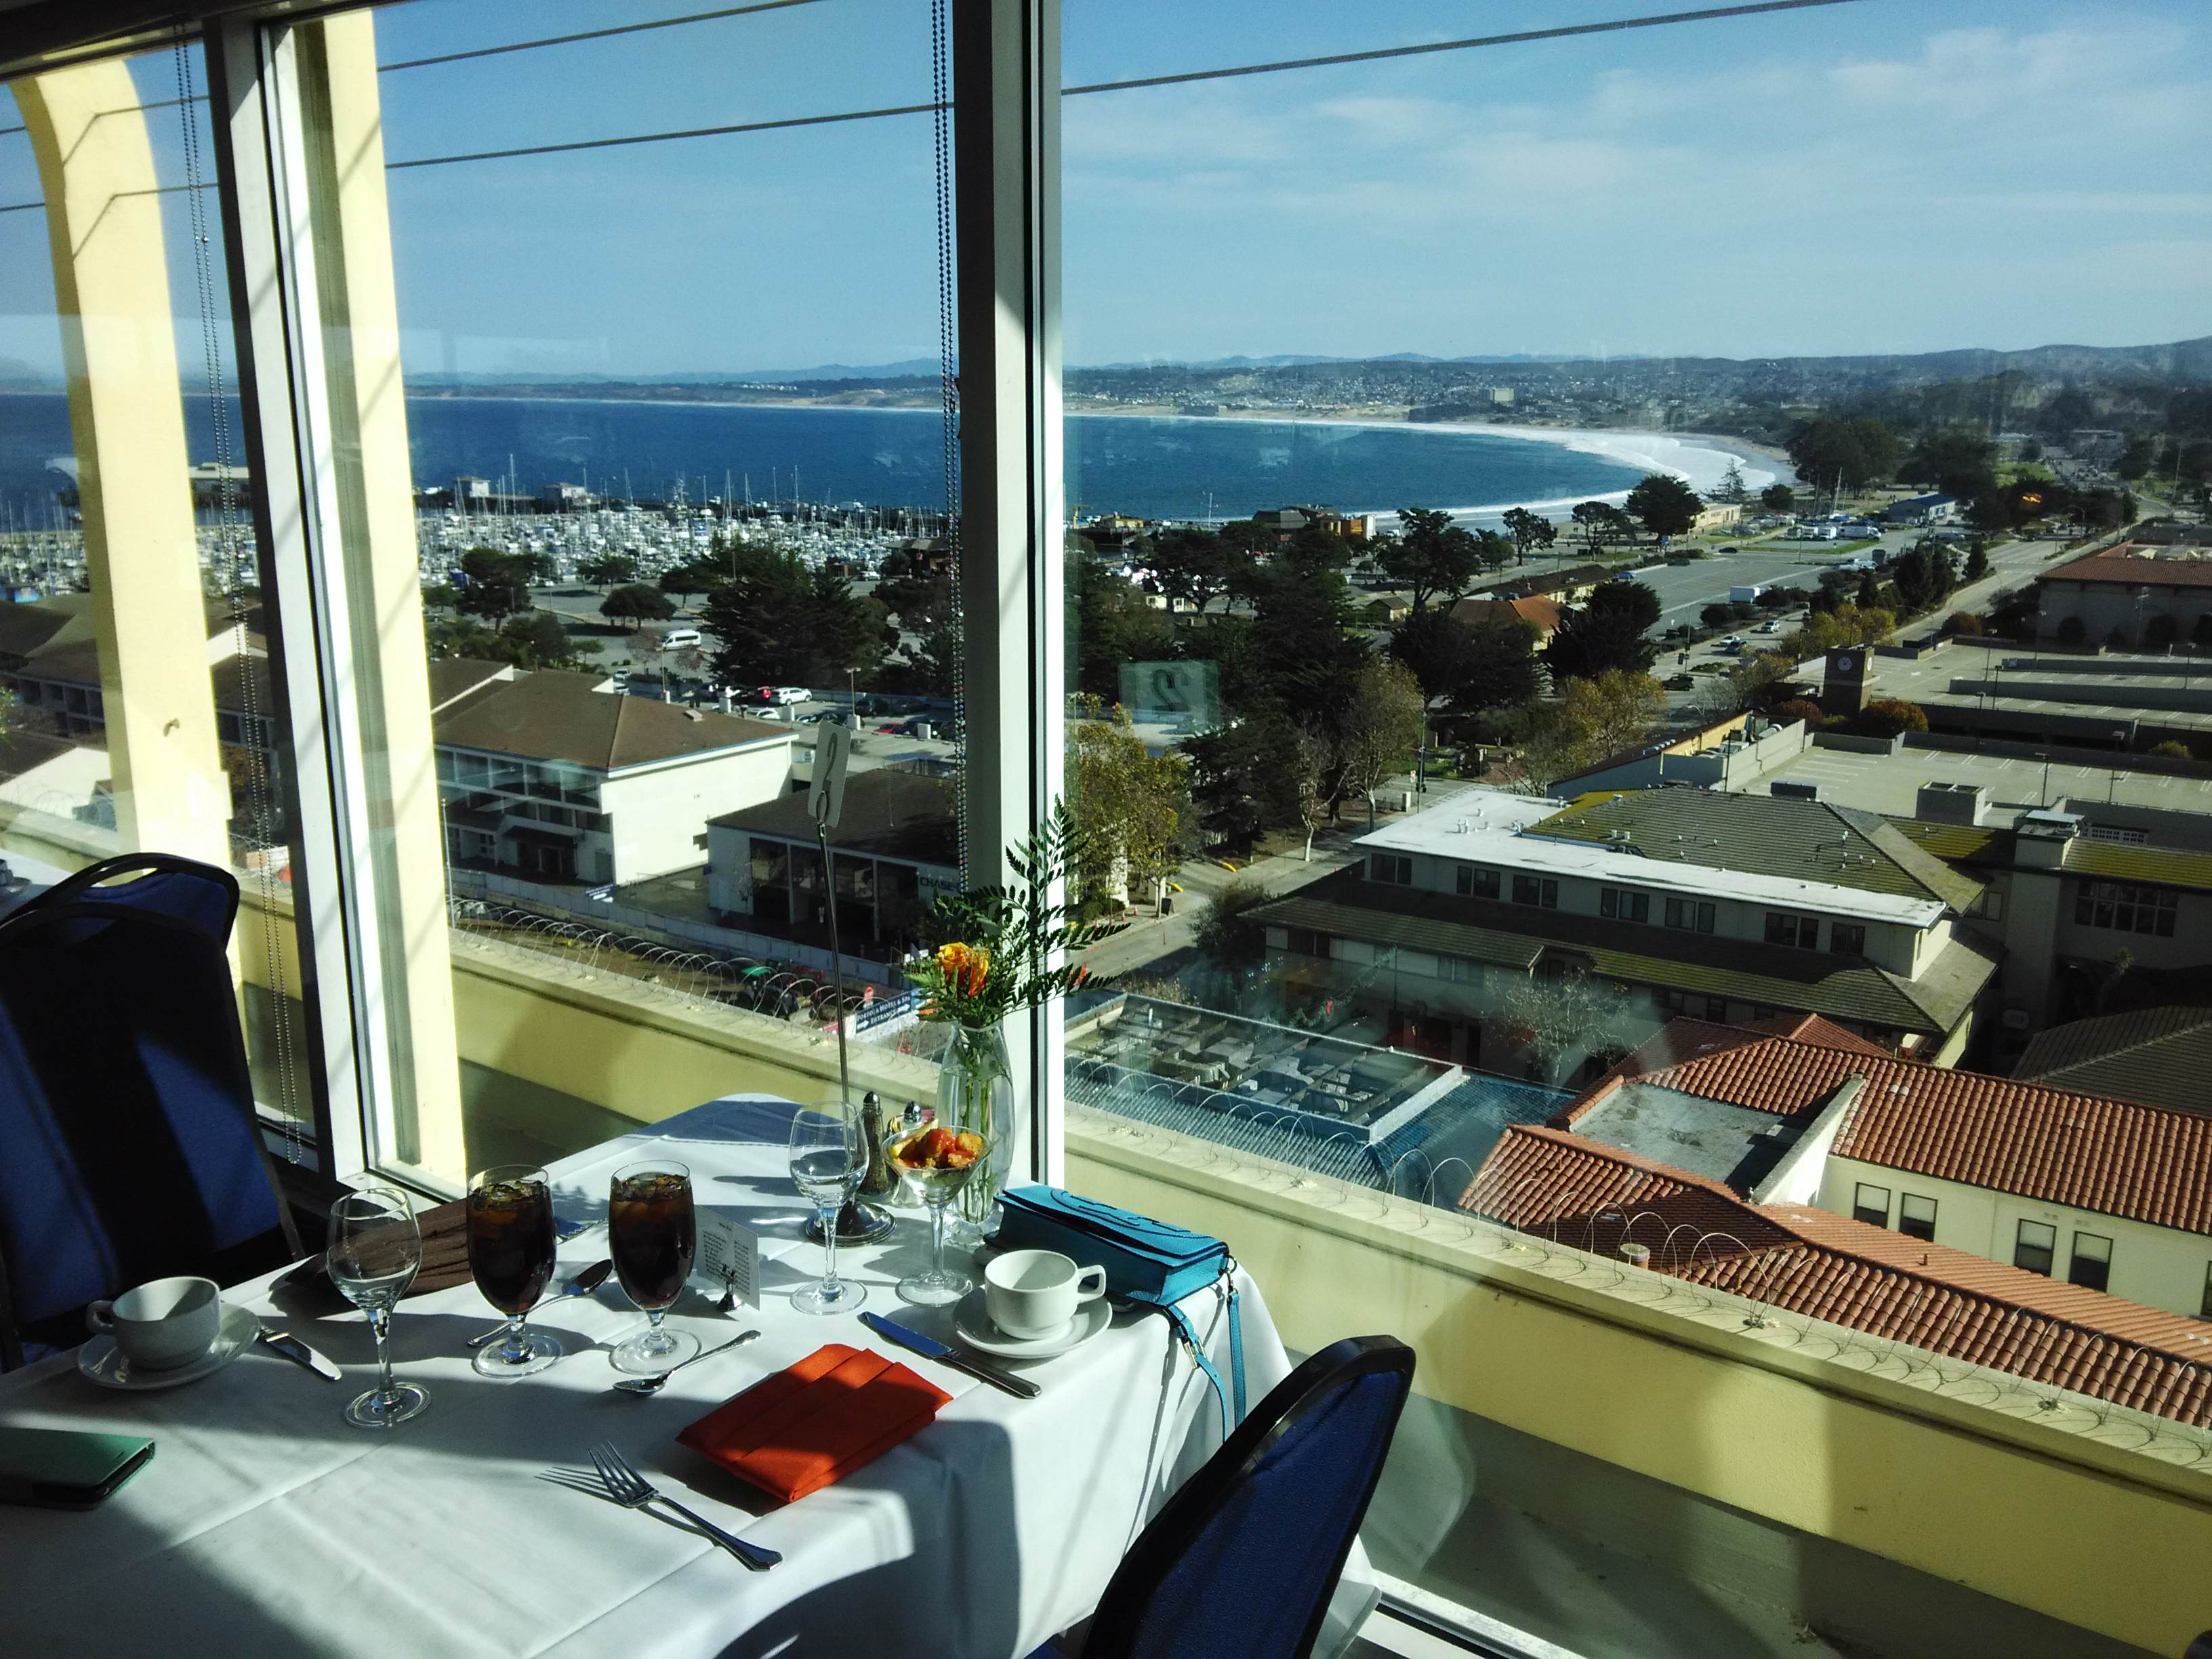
0;1425;155;1509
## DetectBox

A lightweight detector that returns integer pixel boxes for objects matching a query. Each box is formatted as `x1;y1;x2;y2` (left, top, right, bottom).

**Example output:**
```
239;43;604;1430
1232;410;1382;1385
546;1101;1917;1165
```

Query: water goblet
788;1099;867;1315
608;1162;701;1375
466;1164;562;1378
891;1124;992;1307
328;1186;428;1429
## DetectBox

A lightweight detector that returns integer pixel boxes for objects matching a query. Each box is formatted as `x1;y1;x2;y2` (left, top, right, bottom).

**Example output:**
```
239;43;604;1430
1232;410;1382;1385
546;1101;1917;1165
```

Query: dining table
0;1094;1372;1657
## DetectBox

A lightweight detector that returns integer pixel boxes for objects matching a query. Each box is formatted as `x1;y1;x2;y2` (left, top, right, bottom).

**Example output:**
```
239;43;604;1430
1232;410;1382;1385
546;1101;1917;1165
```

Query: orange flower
935;941;990;998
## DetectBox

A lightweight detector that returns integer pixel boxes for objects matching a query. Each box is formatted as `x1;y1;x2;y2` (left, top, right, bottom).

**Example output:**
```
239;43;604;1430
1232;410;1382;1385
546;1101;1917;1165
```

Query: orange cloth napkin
678;1343;952;1503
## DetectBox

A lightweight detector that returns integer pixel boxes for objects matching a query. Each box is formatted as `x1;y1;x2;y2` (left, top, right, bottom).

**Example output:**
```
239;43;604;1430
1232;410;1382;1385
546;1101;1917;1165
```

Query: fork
590;1440;781;1571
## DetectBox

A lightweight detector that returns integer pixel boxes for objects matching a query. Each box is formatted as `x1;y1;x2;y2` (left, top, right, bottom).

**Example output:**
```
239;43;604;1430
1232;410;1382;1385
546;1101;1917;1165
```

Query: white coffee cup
984;1249;1107;1341
86;1276;223;1371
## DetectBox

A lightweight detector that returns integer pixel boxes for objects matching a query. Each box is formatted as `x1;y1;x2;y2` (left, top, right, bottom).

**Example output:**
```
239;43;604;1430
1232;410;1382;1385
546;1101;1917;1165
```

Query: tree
2114;436;2158;482
1786;415;1898;497
455;546;531;621
659;560;726;612
1853;699;1928;739
1555;670;1667;764
1500;506;1558;565
877;567;960;695
1758;483;1795;513
1186;715;1302;857
1964;541;1990;582
1387;609;1475;705
581;552;636;591
1544;581;1660;682
1570;499;1633;552
1071;556;1174;704
603;583;676;629
1624;473;1702;540
1145;525;1241;615
1503;970;1619;1084
1071;709;1191;909
1332;658;1425;827
1194;877;1270;967
1452;618;1544;716
1902;426;1998;499
705;548;890;689
1887;544;1957;613
1376;508;1485;615
1712;460;1748;505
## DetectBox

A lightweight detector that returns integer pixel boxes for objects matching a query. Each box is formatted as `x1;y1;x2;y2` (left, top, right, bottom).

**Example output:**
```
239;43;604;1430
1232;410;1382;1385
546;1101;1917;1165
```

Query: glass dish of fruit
890;1125;993;1306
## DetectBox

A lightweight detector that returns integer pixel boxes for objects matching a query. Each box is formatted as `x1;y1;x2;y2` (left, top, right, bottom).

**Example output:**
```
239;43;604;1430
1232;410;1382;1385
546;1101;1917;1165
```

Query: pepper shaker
857;1090;899;1197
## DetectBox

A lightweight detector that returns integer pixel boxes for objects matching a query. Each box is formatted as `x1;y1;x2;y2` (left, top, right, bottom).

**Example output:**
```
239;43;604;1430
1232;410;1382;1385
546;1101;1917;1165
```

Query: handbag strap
1160;1267;1247;1441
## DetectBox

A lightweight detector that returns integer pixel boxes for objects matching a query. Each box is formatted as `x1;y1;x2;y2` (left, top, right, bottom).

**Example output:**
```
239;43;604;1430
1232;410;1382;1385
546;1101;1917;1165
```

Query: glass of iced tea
467;1164;562;1378
607;1162;700;1375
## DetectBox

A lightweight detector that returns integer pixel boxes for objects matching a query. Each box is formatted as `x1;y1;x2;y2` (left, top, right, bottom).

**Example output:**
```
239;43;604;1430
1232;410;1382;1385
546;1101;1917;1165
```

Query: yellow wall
1066;1113;2212;1657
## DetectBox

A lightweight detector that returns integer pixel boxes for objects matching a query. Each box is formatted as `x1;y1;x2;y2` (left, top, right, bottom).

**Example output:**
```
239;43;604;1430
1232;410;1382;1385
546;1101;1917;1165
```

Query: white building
434;664;796;886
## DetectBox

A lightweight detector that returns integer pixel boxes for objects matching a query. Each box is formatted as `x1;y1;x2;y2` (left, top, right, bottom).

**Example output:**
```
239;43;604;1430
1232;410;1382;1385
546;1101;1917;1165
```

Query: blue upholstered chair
1070;1334;1415;1659
0;854;302;1368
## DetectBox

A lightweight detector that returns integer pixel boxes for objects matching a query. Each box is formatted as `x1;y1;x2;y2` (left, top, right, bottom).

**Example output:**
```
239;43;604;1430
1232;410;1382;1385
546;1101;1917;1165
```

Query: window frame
1851;1183;1891;1228
2067;1231;2112;1293
2014;1220;2057;1277
1898;1193;1937;1241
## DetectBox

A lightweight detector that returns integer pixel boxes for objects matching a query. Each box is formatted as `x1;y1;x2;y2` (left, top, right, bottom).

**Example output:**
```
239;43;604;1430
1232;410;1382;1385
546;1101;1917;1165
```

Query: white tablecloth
0;1097;1295;1658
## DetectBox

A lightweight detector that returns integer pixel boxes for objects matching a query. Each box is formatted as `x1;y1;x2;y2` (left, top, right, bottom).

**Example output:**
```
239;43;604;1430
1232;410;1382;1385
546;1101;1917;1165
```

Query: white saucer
953;1290;1111;1359
79;1301;259;1391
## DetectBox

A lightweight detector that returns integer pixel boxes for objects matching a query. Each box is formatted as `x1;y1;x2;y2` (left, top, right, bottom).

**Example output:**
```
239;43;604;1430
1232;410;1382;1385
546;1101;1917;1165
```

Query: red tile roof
1741;1012;1891;1055
1463;1126;2212;1427
2045;544;2212;590
1603;1025;2212;1235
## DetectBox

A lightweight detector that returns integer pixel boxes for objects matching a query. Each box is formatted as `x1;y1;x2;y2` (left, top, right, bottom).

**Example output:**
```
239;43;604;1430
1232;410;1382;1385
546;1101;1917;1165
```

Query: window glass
1852;1183;1891;1228
1830;922;1866;956
1;45;315;1161
2015;1221;2057;1276
1898;1193;1938;1241
300;0;954;1176
2067;1232;2112;1292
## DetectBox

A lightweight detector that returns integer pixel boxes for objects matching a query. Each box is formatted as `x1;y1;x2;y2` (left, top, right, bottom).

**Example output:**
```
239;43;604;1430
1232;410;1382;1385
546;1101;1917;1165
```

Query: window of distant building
2074;880;2177;938
1704;996;1729;1021
2067;1232;2112;1293
1370;853;1414;886
1457;865;1499;899
1599;887;1650;923
1764;912;1820;949
1852;1183;1891;1227
1898;1193;1937;1241
1664;896;1715;933
1830;922;1866;956
1512;874;1559;909
1285;928;1330;959
2014;1221;2057;1277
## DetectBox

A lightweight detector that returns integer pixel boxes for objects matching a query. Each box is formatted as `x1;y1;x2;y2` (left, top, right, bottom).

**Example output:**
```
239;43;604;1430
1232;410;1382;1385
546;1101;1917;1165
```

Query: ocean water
0;392;1649;525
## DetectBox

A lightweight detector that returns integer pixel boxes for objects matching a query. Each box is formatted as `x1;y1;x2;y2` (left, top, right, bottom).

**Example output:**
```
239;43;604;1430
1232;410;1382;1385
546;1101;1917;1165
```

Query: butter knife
257;1326;342;1382
859;1312;1040;1400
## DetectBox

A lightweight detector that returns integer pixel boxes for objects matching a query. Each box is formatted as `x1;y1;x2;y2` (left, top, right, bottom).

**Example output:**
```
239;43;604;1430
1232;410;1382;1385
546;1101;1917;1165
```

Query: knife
859;1312;1040;1400
256;1327;342;1382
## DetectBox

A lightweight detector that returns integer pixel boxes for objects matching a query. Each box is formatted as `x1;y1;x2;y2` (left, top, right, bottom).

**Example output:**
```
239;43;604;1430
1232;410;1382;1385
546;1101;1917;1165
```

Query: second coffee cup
86;1275;223;1370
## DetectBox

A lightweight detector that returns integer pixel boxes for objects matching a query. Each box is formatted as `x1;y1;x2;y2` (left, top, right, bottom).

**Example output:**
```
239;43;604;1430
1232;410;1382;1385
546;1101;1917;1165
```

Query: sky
2;0;2209;379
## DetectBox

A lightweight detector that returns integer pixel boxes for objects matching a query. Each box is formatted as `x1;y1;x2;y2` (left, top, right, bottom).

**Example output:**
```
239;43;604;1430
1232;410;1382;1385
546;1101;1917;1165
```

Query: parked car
1717;635;1745;653
798;710;849;727
771;686;810;705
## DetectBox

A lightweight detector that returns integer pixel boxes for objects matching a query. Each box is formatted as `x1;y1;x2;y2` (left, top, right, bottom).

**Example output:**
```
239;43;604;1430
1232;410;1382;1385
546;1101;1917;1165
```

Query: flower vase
937;1022;1015;1237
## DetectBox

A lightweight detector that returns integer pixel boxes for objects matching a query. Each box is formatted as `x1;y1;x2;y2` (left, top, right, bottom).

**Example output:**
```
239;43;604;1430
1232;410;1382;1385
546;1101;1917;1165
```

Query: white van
661;628;702;649
771;685;811;705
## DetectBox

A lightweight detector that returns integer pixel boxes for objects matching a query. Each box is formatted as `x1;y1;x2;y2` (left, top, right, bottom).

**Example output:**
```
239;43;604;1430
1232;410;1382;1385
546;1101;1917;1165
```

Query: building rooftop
1860;646;2212;738
434;670;792;771
1734;738;2212;825
708;769;958;867
1574;1020;2212;1236
1464;1123;2212;1428
1528;788;1983;914
1253;866;1998;1036
2013;1006;2212;1116
2043;542;2212;590
1568;1078;1806;1190
427;657;517;714
1472;563;1610;601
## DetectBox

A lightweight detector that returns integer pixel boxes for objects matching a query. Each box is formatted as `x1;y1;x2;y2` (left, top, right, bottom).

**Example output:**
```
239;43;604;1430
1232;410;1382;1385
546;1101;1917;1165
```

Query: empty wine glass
892;1124;992;1307
788;1099;867;1315
328;1186;428;1429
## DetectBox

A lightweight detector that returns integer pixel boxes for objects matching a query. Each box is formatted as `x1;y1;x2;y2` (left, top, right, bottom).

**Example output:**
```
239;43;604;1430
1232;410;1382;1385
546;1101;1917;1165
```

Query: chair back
0;855;298;1367
1086;1334;1414;1659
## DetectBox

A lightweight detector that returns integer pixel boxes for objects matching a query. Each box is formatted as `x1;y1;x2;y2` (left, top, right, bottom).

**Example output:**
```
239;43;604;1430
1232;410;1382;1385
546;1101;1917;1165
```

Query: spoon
613;1329;762;1395
466;1259;615;1348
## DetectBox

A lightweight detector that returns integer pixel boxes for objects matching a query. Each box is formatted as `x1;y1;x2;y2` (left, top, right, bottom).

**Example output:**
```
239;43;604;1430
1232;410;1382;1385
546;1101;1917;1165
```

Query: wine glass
892;1124;992;1307
466;1164;562;1378
327;1186;428;1429
607;1162;701;1376
788;1099;867;1315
